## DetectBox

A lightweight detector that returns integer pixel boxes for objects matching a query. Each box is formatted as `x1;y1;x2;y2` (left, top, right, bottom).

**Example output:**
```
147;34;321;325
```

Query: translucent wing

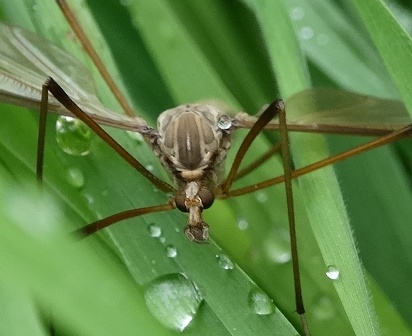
2;22;410;137
235;88;412;136
0;23;148;132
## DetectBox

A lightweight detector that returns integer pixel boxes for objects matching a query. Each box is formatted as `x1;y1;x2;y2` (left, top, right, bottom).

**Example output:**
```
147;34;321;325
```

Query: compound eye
198;188;214;209
175;194;188;212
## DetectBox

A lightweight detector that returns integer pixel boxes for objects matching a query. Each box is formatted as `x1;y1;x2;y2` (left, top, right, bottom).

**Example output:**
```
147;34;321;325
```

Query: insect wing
235;87;411;136
0;23;146;132
286;87;411;131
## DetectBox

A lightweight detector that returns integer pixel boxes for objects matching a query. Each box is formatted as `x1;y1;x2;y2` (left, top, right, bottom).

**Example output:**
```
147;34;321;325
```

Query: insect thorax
151;103;233;189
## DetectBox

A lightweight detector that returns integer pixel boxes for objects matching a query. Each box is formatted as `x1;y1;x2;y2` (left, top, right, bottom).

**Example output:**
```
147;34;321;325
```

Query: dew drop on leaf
216;254;234;270
147;223;162;238
66;167;84;188
217;115;232;130
55;116;93;156
237;218;249;230
144;273;203;331
290;6;305;20
299;26;314;40
248;287;276;316
326;265;340;280
166;245;177;258
254;191;268;203
126;130;144;143
84;193;94;205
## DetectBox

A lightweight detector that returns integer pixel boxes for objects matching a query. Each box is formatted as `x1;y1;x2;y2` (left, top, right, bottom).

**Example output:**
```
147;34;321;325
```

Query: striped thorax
150;103;234;242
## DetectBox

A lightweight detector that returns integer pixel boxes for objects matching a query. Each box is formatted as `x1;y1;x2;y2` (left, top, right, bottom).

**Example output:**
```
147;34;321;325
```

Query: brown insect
1;1;411;335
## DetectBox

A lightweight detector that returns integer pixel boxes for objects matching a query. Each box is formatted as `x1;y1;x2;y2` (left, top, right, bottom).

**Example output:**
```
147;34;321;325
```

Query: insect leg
44;77;175;193
36;82;50;182
277;100;310;336
75;202;175;238
232;142;282;181
217;100;285;195
223;121;412;198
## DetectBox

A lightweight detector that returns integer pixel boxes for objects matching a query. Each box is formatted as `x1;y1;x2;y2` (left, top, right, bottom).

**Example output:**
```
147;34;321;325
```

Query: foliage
0;0;411;335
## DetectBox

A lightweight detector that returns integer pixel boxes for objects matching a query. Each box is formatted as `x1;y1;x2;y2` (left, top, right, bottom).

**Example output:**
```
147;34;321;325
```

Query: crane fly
1;2;412;335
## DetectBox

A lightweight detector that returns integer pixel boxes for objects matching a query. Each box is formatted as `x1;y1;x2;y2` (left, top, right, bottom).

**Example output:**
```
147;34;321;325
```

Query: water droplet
66;167;84;188
264;228;291;264
218;115;232;130
326;265;340;280
166;245;177;258
290;7;304;20
84;193;94;205
312;295;336;320
144;273;203;331
55;116;93;156
299;26;314;40
120;0;131;6
148;223;162;238
126;130;144;143
159;236;166;244
254;191;268;203
265;243;291;264
237;218;249;230
217;254;234;270
145;164;154;171
248;287;276;315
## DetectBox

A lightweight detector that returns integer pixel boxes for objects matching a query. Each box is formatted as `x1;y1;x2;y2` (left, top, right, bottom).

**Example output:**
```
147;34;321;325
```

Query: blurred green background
0;0;411;335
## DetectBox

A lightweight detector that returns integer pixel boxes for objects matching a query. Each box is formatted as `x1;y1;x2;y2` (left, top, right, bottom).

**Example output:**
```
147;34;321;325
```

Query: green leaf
0;0;411;335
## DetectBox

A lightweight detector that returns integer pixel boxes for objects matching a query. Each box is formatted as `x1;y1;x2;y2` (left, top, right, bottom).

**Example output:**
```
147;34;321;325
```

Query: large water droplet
66;167;84;188
148;223;162;238
217;254;234;270
144;273;203;331
248;287;276;315
326;265;340;280
55;116;93;156
166;245;177;258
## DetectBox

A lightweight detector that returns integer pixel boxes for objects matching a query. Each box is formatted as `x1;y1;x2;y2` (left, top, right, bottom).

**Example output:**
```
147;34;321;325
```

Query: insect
1;1;411;335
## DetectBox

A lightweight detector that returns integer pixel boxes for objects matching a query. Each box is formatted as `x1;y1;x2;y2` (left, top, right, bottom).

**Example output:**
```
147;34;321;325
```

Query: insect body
153;103;233;241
